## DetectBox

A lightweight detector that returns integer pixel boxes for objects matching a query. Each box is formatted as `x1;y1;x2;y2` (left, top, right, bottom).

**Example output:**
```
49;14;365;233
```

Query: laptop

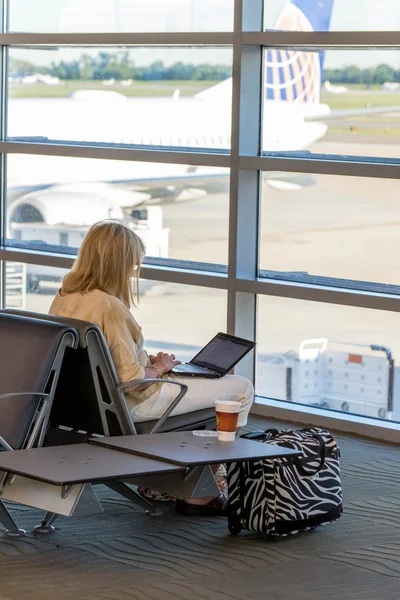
171;332;256;378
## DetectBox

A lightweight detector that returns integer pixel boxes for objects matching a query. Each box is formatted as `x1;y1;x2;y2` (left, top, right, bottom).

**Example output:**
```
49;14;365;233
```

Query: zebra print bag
226;427;342;537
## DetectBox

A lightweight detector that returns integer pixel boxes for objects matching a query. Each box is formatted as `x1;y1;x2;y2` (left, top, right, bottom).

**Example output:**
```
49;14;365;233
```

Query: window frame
1;0;400;439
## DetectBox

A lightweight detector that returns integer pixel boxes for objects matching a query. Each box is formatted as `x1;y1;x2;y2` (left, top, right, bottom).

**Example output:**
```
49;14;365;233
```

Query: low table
0;432;301;526
89;431;302;466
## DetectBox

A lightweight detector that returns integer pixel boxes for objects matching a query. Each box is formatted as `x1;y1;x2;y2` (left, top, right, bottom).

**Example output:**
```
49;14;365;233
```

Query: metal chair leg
34;511;59;534
0;499;26;537
103;481;163;517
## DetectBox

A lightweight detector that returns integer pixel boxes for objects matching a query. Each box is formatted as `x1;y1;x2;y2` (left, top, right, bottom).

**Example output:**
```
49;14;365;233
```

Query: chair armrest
0;392;50;401
117;378;188;434
117;377;167;393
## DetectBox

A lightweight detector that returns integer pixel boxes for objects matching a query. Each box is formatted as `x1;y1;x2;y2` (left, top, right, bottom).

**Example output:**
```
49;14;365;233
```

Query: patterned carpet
0;416;399;600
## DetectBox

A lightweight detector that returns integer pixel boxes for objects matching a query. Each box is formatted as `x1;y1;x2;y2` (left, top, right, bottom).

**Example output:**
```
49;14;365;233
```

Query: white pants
132;374;254;428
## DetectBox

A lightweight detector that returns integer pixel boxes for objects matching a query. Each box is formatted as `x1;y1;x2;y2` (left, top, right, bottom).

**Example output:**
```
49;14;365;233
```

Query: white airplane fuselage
7;91;329;193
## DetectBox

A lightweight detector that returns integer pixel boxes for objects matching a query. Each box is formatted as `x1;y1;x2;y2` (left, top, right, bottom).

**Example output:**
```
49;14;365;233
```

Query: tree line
324;64;400;86
10;51;232;82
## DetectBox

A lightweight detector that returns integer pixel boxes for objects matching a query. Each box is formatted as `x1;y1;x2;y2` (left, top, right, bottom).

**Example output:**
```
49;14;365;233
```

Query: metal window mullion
2;31;399;49
0;0;5;33
0;32;234;46
0;259;3;308
242;30;400;48
226;0;242;336
227;0;263;383
0;247;229;290
140;266;227;289
0;141;231;167
233;170;260;381
237;277;400;313
2;0;7;35
240;156;400;180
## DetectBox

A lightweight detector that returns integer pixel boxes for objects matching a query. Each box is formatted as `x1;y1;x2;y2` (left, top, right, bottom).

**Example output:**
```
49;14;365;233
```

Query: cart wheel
228;515;242;536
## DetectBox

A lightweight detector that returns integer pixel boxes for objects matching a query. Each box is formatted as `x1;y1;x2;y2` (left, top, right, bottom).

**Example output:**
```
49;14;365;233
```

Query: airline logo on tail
265;0;334;104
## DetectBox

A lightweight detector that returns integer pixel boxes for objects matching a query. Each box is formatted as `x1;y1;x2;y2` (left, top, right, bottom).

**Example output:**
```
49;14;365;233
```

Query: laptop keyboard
176;363;212;373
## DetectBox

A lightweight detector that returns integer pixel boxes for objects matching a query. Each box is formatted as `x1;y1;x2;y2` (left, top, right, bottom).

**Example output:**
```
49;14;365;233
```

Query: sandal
137;487;175;502
175;491;228;517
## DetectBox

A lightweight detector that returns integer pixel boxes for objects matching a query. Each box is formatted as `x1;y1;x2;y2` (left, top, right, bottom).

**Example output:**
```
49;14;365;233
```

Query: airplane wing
109;172;229;191
8;170;230;210
305;105;400;123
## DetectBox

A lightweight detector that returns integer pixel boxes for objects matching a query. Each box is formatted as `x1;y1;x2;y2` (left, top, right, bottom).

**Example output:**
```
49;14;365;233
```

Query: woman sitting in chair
49;220;254;515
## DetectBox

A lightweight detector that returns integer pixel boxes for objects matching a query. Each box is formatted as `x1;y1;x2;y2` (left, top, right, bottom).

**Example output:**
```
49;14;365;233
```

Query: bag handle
264;428;279;437
279;435;326;476
295;435;326;476
245;429;327;476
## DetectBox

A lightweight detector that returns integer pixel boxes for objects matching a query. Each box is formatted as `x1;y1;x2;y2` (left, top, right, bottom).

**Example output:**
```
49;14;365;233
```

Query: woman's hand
150;352;181;375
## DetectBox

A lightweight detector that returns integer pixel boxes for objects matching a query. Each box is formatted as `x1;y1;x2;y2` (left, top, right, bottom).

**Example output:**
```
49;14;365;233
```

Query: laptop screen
190;333;255;374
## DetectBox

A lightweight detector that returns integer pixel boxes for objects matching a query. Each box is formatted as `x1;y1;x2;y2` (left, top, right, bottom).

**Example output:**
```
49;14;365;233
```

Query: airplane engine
7;183;168;294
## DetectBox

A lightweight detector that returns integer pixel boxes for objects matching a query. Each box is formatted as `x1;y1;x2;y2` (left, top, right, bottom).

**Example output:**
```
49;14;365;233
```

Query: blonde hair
62;220;146;307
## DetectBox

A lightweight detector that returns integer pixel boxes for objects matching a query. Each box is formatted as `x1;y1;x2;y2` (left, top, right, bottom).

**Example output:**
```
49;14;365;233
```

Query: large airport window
127;282;227;360
8;47;232;150
264;0;400;32
259;172;400;289
8;0;234;33
4;261;227;365
262;49;400;159
6;154;229;266
257;295;400;423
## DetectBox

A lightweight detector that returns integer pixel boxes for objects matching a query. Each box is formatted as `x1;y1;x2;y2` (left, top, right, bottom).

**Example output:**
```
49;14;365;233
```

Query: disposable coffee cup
214;398;241;442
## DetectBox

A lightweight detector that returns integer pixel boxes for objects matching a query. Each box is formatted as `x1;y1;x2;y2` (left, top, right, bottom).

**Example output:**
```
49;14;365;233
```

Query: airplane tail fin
265;0;335;104
290;0;334;33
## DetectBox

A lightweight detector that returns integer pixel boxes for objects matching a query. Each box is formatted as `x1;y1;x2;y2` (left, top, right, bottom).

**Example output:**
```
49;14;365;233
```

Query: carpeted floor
0;416;399;600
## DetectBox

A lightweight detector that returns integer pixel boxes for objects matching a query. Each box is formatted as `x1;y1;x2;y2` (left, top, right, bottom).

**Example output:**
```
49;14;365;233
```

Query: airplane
323;80;349;95
6;0;399;227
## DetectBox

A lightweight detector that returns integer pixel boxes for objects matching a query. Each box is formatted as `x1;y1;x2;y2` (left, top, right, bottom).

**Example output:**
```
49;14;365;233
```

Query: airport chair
2;310;216;437
0;313;78;536
0;309;215;530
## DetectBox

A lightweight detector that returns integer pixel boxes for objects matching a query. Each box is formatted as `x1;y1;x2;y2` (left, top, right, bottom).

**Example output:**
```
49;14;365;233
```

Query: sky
8;0;400;69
